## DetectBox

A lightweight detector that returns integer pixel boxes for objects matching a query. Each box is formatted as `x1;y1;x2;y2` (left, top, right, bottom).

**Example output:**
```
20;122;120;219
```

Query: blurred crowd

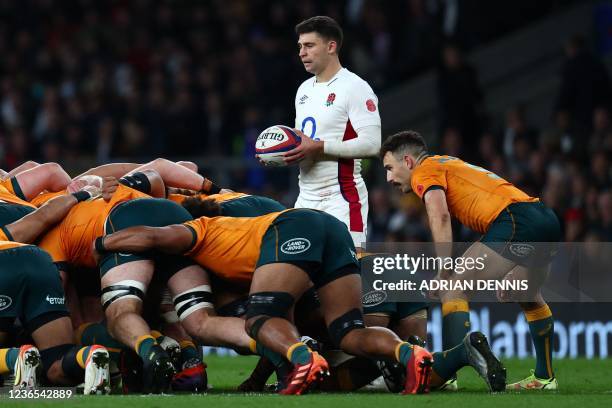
370;35;612;244
0;0;608;243
0;0;575;163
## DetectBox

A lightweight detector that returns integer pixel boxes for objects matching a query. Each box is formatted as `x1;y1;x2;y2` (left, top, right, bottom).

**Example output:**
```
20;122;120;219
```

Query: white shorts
295;186;368;248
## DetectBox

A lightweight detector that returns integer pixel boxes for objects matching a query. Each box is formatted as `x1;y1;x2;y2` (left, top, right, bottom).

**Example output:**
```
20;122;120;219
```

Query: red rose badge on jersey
416;184;424;195
366;99;376;112
326;93;336;106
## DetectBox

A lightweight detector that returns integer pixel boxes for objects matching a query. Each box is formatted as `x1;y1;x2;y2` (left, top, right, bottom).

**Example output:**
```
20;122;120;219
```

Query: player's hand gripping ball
255;125;302;166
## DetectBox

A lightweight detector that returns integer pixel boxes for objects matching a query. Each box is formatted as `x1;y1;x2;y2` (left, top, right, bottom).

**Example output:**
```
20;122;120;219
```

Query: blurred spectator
502;104;538;160
595;191;612;241
0;0;605;246
436;44;483;147
555;35;612;129
589;106;612;153
539;110;586;158
590;151;611;189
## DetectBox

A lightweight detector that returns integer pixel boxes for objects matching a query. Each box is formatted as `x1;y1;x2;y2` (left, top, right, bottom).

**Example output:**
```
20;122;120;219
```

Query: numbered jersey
294;68;380;200
411;155;538;234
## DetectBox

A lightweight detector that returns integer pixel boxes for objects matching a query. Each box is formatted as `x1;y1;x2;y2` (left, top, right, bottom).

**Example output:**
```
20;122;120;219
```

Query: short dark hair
182;196;222;218
295;16;343;51
380;130;428;160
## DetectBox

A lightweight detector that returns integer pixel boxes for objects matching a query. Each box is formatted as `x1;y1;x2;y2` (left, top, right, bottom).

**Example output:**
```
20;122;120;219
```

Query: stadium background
0;0;610;359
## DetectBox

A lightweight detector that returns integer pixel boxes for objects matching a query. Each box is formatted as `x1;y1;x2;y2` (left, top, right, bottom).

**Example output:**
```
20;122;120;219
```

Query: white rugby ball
255;125;301;166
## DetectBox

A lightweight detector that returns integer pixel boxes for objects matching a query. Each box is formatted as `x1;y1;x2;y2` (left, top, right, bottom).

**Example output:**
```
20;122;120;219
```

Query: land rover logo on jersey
362;290;387;307
281;238;311;254
509;243;535;258
0;295;12;311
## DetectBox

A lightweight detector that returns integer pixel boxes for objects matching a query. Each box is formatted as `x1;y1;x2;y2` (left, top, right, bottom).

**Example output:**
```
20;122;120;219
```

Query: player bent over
381;131;560;391
0;241;110;394
95;199;257;391
94;209;434;395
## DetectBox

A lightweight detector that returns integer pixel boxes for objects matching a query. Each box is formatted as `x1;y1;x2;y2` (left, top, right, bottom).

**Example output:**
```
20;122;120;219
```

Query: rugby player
38;171;260;393
93;208;438;395
0;240;110;394
381;130;560;391
286;16;381;249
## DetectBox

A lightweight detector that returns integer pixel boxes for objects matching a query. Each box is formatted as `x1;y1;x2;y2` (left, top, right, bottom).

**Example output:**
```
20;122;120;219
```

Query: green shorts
220;195;286;217
482;201;561;266
363;301;428;321
99;198;194;277
0;203;35;240
0;246;69;332
256;209;359;288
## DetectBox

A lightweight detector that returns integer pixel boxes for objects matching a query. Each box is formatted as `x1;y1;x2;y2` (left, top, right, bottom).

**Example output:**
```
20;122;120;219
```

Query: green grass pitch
2;356;611;407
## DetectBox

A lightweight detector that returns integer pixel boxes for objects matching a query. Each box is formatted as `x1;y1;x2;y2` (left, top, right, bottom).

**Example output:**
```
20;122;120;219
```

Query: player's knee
101;280;146;317
172;285;214;322
245;292;294;338
328;308;366;349
244;316;266;339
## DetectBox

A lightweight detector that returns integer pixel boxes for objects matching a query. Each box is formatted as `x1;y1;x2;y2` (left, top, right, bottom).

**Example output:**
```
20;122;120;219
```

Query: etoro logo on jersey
45;294;65;305
281;238;311;254
325;93;336;107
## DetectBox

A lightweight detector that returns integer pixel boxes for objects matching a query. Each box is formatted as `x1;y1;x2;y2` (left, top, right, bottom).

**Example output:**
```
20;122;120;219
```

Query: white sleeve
347;80;381;130
323;125;381;158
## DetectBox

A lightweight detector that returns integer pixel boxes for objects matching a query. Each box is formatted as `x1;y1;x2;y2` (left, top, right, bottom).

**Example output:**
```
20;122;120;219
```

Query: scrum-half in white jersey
294;68;380;244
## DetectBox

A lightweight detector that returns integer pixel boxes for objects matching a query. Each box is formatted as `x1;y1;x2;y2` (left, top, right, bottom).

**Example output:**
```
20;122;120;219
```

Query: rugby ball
255;125;301;166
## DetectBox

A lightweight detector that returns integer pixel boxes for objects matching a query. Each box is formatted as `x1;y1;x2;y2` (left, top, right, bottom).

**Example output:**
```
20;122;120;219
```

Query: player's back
184;211;287;285
169;192;285;217
37;185;149;268
294;68;380;199
412;155;537;233
0;240;27;251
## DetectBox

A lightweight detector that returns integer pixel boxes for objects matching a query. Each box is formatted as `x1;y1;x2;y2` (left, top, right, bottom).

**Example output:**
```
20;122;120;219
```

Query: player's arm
423;188;454;297
3;161;40;179
73;163;140;180
424;188;453;271
13;162;72;200
322;125;381;158
312;82;381;160
4;191;97;244
95;224;194;255
423;188;453;246
127;158;215;192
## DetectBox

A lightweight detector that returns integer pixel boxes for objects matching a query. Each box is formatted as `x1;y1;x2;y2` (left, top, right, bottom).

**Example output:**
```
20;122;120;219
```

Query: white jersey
294;68;380;245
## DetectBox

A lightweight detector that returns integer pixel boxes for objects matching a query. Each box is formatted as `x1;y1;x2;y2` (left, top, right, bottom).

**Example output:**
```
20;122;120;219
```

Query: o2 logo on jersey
281;238;311;254
301;117;319;140
0;295;12;311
